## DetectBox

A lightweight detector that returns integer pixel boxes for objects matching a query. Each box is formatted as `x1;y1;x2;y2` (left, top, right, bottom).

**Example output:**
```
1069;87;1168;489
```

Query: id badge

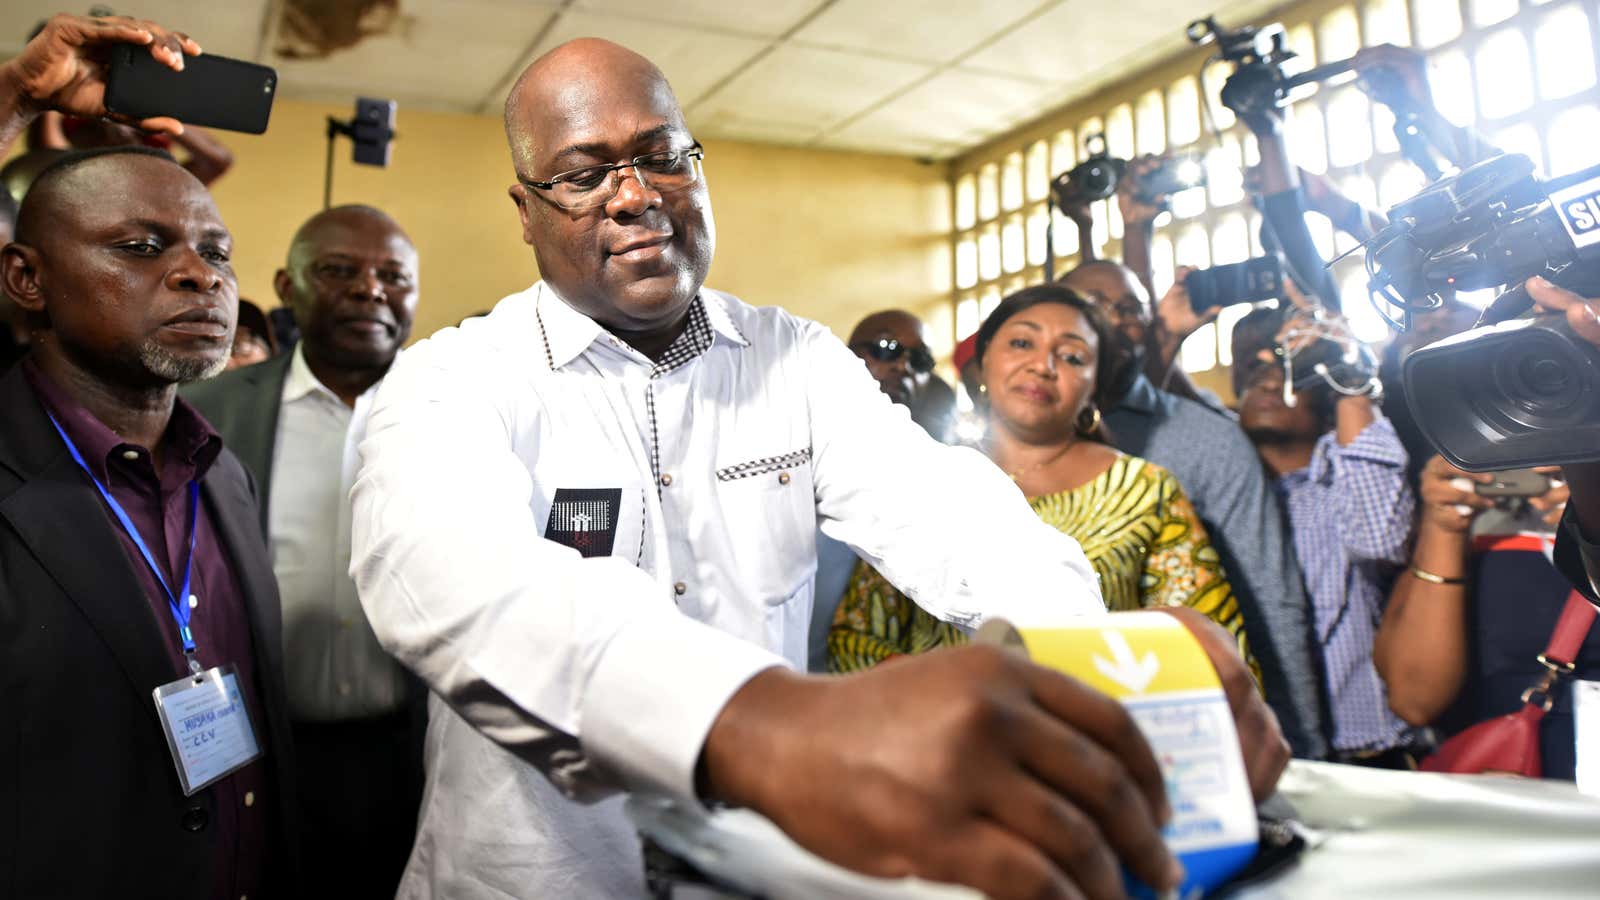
152;664;263;796
1574;679;1600;797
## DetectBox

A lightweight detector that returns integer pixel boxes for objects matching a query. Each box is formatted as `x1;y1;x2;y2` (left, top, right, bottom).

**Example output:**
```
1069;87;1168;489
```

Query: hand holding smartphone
0;13;203;136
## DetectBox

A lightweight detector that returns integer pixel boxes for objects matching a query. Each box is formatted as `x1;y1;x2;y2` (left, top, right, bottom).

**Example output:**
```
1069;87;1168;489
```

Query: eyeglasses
519;146;706;211
851;337;936;374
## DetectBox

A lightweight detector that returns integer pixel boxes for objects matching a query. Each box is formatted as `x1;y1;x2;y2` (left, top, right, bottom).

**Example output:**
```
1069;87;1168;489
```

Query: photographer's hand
1375;453;1487;724
1057;192;1099;262
0;13;200;152
1154;267;1220;371
1352;44;1434;112
1118;155;1167;299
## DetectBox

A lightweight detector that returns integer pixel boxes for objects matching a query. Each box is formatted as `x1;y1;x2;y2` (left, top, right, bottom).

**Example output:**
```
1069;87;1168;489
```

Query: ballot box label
152;664;262;796
981;612;1259;897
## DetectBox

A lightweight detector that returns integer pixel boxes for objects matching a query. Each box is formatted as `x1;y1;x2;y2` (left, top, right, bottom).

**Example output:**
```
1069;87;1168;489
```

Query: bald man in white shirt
351;38;1286;900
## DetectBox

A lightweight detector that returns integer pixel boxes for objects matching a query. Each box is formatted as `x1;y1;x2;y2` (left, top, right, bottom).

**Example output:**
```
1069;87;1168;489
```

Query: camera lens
1519;357;1569;397
1486;333;1586;425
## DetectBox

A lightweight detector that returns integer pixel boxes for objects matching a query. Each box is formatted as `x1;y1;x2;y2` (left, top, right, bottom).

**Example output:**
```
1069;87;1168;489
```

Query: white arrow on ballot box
1092;629;1160;693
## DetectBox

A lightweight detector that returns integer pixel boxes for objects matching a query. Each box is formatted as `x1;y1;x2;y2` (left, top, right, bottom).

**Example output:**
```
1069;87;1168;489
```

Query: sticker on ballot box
979;612;1258;898
152;664;263;796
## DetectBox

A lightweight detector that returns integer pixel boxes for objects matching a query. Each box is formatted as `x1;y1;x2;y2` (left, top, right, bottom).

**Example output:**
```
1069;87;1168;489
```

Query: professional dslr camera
1050;133;1205;206
1365;153;1600;470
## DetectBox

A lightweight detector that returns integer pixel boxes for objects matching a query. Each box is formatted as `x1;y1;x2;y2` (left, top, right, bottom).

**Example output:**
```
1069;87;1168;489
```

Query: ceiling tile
825;69;1064;150
501;13;770;111
791;0;1043;64
960;0;1185;83
0;0;269;61
693;43;933;132
272;1;556;111
572;0;827;38
695;119;824;146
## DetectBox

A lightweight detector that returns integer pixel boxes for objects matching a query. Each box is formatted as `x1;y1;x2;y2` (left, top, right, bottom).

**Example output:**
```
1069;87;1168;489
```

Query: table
628;761;1600;899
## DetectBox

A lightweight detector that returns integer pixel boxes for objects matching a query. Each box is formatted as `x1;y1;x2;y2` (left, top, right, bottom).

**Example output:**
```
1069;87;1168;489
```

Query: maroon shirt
24;361;270;899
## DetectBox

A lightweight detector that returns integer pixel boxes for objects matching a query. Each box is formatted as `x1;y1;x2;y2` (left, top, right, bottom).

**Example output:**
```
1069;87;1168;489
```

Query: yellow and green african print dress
828;455;1255;675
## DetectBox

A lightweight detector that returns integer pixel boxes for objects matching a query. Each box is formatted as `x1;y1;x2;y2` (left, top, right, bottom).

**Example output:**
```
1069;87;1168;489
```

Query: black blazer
0;365;300;897
183;350;293;532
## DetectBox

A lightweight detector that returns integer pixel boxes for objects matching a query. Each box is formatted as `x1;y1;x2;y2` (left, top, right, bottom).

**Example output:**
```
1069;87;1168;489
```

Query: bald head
849;310;925;347
504;38;680;174
849;309;932;406
1060;259;1150;359
286;204;411;271
275;204;418;381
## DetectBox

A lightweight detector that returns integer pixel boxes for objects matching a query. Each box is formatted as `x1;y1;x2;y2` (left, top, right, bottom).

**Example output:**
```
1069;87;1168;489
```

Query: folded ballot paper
977;611;1259;898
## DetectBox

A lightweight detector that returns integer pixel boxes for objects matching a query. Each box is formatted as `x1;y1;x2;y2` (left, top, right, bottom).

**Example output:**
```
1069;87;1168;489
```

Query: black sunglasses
852;337;936;374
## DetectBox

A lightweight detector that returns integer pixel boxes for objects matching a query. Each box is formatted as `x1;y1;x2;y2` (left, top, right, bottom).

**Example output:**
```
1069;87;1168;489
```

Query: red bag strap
1544;590;1599;669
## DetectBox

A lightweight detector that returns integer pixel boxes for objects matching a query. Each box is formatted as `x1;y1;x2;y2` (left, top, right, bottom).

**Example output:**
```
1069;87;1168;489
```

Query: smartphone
350;98;397;166
103;44;276;135
1475;468;1552;498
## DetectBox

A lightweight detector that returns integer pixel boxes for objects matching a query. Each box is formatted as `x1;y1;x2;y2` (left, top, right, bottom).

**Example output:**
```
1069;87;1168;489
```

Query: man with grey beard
0;142;299;894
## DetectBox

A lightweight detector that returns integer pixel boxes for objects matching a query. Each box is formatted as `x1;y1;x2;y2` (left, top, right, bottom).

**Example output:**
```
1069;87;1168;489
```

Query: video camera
1050;132;1205;206
1366;153;1600;470
1188;16;1361;123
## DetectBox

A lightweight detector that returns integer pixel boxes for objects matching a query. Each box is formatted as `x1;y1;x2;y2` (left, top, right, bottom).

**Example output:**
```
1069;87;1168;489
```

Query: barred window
946;0;1600;396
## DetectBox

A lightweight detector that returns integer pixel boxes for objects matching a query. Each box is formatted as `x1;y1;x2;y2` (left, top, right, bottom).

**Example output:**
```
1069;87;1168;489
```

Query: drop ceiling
0;0;1285;158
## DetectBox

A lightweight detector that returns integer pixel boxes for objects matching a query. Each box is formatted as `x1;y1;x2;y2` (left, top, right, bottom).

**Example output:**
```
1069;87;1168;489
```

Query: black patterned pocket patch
545;488;623;558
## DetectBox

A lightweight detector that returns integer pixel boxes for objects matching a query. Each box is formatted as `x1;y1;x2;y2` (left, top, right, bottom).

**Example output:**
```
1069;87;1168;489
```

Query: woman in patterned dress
829;283;1256;675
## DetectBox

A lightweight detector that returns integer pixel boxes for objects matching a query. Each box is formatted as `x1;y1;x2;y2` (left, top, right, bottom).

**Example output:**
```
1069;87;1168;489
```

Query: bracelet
1410;565;1466;586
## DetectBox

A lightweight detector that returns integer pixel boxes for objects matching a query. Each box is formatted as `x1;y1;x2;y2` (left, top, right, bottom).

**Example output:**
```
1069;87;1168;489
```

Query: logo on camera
1551;175;1600;249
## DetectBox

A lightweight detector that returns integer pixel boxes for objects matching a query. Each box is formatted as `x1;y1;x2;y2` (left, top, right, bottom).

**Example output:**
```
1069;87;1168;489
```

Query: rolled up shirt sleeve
349;333;786;810
799;323;1106;629
1327;417;1414;565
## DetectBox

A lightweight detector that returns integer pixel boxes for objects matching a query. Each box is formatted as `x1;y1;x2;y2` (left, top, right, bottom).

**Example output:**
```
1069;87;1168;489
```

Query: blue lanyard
46;413;202;668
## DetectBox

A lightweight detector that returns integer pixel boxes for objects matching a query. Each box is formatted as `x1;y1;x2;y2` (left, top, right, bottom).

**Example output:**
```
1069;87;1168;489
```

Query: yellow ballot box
979;611;1259;898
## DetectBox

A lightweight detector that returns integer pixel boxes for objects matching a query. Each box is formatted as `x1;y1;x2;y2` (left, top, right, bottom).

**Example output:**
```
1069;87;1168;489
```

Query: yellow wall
199;99;950;345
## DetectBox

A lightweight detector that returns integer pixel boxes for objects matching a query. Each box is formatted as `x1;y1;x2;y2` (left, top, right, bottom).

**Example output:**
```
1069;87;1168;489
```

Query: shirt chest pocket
714;447;816;601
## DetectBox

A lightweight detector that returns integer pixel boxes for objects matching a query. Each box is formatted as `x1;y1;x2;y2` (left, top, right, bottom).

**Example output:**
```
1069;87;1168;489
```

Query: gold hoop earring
1077;404;1101;435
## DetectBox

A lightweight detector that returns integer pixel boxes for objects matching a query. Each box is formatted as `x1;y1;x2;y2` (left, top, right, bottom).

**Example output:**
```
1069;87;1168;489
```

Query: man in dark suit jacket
0;34;299;893
186;204;424;899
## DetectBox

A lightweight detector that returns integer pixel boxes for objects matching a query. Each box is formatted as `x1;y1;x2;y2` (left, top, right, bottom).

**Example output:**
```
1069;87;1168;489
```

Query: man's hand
1155;267;1220;363
1154;607;1289;801
1528;276;1600;348
703;646;1183;900
1353;44;1434;112
1117;154;1169;230
0;13;201;136
1528;467;1571;528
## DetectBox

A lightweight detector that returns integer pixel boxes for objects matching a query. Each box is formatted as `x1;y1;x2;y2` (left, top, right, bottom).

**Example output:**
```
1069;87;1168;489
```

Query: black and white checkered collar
649;297;714;378
534;282;739;375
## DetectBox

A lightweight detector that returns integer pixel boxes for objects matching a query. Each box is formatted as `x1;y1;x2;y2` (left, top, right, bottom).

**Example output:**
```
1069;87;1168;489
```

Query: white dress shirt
350;282;1104;899
269;346;408;721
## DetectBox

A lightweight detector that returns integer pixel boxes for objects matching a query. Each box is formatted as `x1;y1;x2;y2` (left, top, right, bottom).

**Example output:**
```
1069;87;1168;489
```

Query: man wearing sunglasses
847;310;937;407
350;37;1285;900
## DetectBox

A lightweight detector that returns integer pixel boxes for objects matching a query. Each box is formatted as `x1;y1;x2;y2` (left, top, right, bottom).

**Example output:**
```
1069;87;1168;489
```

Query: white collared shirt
350;282;1103;898
269;345;408;721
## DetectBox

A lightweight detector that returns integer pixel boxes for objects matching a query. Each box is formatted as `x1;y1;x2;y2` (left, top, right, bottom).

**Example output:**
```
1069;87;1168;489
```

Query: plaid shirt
1276;416;1416;753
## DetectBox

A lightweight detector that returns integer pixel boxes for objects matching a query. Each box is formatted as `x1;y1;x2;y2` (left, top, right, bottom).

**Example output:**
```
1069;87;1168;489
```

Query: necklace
989;440;1076;483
